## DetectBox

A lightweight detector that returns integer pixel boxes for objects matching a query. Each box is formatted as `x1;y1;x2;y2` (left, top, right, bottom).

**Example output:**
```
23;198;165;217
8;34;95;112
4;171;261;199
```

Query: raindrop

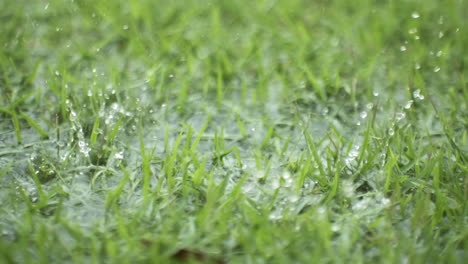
400;45;407;52
92;68;97;73
436;50;443;57
415;63;421;70
288;195;299;203
114;151;124;160
122;25;129;30
87;90;92;97
438;31;444;38
408;28;417;34
168;74;174;79
321;107;329;115
360;111;368;119
411;12;420;18
55;71;60;76
373;91;379;97
44;3;49;10
366;103;374;109
433;66;440;73
396;112;406;121
404;100;413;109
438;16;444;24
413;89;424;100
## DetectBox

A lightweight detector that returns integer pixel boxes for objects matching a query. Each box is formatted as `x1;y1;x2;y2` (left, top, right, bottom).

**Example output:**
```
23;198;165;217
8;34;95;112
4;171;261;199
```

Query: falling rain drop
360;111;368;119
411;12;420;18
396;112;406;121
404;100;413;109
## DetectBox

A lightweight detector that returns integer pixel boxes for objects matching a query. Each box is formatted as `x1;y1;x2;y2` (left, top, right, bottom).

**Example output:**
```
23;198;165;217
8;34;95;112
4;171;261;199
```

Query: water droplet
413;89;424;100
122;25;129;30
55;71;60;76
404;100;413;109
288;195;299;203
44;3;49;10
360;111;368;119
87;90;92;97
408;28;417;34
114;151;124;160
400;45;407;52
436;50;443;57
321;107;329;115
438;31;444;38
373;91;379;97
414;35;420;40
411;12;420;19
92;68;97;73
366;103;374;109
389;128;395;136
433;66;440;73
396;111;406;121
168;74;174;79
438;16;444;24
415;63;421;70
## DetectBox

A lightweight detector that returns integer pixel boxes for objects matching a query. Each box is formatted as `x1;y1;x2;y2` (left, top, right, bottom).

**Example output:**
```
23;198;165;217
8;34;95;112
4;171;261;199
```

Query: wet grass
0;0;467;263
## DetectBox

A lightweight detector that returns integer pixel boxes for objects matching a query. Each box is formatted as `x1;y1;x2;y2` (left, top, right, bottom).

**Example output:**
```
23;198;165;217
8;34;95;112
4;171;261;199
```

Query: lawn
0;0;467;263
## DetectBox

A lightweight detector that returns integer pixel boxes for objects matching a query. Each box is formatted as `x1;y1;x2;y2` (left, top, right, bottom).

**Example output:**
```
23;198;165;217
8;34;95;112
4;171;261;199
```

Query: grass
0;0;467;263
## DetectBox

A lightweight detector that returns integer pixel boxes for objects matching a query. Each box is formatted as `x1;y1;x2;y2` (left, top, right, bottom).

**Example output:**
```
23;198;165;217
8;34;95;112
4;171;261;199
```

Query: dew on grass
411;12;420;18
388;127;395;136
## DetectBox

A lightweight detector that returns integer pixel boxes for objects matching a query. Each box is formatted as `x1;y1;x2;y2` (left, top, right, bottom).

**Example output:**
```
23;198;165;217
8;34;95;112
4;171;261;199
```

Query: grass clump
0;0;467;263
